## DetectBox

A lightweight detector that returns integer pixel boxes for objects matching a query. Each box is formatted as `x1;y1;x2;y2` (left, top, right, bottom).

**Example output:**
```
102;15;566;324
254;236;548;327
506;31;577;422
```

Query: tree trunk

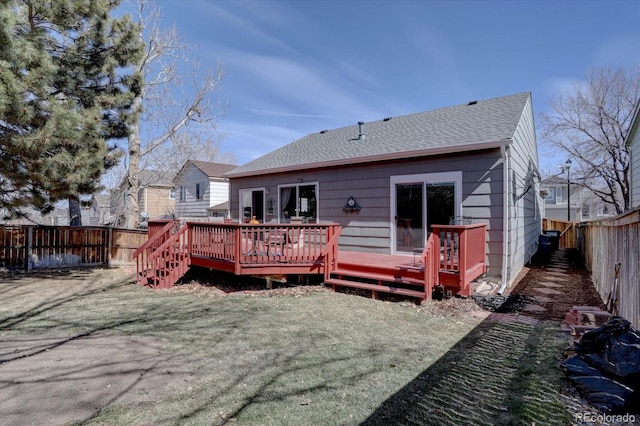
68;197;82;227
124;96;142;229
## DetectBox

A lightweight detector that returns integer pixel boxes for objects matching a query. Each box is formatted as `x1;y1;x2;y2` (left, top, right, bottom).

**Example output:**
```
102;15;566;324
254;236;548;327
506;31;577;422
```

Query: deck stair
326;258;430;301
135;223;189;289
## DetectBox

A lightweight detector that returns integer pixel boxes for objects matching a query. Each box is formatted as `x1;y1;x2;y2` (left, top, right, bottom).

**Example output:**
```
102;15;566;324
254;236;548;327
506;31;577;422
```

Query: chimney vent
357;121;365;140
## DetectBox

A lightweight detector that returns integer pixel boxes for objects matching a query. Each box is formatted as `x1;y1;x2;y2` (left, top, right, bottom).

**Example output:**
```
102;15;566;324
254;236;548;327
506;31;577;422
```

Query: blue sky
147;0;640;172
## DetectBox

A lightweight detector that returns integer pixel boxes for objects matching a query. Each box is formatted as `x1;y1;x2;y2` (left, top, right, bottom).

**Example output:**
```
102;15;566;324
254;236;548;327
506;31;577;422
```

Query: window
279;183;317;223
544;187;556;204
195;183;203;200
178;186;186;201
169;189;175;200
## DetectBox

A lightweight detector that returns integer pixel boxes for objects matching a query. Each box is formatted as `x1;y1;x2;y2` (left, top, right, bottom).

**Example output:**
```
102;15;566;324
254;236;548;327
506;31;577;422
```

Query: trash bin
543;230;560;249
538;234;552;255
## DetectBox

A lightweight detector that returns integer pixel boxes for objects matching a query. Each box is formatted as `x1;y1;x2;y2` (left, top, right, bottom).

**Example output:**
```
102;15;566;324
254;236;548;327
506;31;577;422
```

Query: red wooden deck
134;221;487;300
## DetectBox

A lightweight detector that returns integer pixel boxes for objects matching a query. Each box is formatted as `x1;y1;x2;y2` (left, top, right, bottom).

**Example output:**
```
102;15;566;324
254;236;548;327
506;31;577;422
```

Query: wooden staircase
134;222;189;289
325;234;439;302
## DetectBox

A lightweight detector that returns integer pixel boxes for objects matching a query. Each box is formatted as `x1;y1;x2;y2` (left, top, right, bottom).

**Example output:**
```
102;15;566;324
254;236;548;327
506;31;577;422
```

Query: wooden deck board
337;250;422;270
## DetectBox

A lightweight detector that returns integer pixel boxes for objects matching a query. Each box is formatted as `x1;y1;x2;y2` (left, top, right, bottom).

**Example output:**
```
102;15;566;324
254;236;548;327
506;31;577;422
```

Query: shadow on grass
0;268;254;425
360;315;571;426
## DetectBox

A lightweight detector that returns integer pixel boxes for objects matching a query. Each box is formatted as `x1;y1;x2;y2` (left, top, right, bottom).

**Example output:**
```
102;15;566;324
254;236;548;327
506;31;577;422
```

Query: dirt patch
167;267;332;299
0;333;195;426
505;249;607;322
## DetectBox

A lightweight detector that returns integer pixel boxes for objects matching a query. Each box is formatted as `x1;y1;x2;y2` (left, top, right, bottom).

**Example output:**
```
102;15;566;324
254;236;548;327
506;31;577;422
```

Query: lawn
0;267;573;425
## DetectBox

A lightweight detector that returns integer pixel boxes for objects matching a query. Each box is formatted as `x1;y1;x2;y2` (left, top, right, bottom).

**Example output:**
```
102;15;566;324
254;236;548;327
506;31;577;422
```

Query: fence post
26;226;33;271
107;227;113;268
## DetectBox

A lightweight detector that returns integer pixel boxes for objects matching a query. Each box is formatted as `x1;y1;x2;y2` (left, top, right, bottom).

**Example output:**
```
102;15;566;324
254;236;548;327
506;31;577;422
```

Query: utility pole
564;159;572;221
558;159;572;221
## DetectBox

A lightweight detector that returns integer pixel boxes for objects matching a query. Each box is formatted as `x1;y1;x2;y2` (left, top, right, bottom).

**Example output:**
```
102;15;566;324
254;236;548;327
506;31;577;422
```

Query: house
626;99;640;209
540;176;583;222
225;92;543;288
111;170;176;227
173;160;237;220
540;177;616;222
83;193;114;226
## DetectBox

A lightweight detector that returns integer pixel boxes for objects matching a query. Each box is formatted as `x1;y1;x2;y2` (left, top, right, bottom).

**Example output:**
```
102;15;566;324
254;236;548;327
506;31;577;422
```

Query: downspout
499;144;510;294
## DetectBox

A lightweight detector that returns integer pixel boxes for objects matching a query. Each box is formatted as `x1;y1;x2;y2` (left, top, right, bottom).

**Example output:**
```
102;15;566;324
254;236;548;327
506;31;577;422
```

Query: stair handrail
144;224;189;289
133;220;177;258
322;224;342;281
421;232;439;300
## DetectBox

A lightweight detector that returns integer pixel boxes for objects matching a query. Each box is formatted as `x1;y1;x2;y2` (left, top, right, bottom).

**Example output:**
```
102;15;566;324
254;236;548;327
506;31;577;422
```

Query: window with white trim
279;183;317;223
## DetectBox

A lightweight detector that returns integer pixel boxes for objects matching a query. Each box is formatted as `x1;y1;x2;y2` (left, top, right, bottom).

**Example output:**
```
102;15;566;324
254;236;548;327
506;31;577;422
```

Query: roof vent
383;117;392;122
468;100;478;106
357;121;365;140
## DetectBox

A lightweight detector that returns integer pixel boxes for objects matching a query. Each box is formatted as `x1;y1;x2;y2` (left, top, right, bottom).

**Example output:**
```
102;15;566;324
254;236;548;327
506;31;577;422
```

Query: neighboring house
112;170;176;227
83;193;114;226
540;177;618;222
174;161;237;220
626;99;640;209
225;92;543;287
540;177;584;222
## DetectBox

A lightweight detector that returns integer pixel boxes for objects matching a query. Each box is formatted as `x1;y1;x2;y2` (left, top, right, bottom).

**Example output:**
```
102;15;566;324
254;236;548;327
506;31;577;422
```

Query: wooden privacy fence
576;207;640;328
542;218;576;249
0;225;146;270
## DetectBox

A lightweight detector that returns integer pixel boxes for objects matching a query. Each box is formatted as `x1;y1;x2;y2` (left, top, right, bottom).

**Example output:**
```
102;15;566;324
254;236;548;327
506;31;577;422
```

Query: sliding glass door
391;172;461;254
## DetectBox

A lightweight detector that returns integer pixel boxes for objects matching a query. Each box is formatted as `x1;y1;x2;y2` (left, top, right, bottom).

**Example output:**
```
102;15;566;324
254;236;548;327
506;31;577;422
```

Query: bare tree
539;66;640;215
121;0;230;228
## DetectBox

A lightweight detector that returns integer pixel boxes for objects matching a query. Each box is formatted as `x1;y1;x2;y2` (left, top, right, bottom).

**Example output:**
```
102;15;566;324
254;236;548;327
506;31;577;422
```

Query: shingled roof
226;92;531;178
182;160;237;178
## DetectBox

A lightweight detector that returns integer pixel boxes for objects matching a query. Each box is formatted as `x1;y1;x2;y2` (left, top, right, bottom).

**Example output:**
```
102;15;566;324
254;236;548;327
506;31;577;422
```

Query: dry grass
1;268;486;425
1;267;577;425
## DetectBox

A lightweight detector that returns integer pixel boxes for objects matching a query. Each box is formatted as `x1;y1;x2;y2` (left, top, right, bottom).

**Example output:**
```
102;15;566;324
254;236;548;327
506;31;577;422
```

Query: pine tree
0;0;144;224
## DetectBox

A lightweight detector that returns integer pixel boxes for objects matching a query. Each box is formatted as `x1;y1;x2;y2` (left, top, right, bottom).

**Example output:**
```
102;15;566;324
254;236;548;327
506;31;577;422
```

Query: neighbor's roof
182;160;237;178
226;92;531;178
139;170;175;187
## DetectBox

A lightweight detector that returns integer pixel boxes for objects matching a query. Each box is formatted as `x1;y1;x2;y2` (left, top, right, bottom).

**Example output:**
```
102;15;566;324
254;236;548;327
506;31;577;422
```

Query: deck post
234;227;242;275
458;227;468;296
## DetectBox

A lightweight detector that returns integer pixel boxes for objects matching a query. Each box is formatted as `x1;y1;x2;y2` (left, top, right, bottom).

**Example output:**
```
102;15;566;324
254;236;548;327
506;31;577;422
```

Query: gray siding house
174;161;236;220
225;92;543;288
626;99;640;209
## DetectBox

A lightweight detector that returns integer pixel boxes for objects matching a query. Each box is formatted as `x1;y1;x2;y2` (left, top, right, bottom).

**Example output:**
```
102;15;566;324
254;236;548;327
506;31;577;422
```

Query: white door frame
390;171;462;254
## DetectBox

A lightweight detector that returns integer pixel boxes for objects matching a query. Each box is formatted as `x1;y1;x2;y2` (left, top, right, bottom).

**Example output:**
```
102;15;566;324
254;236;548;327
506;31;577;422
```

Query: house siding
141;187;175;219
506;96;542;283
209;180;230;208
174;164;230;218
630;126;640;209
230;148;506;277
175;165;210;218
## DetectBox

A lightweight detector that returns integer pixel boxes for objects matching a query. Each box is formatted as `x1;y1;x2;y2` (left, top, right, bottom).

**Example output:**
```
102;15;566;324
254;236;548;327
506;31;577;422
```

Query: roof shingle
226;92;530;177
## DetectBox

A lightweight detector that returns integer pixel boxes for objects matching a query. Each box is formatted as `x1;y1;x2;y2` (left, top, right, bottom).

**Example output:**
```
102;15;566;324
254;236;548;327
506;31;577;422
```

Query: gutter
499;144;510;294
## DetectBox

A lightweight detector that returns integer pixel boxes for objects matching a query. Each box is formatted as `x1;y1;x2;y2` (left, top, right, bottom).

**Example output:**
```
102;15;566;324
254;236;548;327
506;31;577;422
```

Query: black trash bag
574;316;640;379
604;327;640;379
561;355;634;413
574;316;631;354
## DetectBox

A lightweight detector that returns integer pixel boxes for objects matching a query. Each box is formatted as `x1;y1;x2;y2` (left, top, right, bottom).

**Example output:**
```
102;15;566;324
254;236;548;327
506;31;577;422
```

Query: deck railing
188;222;341;266
135;221;342;287
431;223;487;296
